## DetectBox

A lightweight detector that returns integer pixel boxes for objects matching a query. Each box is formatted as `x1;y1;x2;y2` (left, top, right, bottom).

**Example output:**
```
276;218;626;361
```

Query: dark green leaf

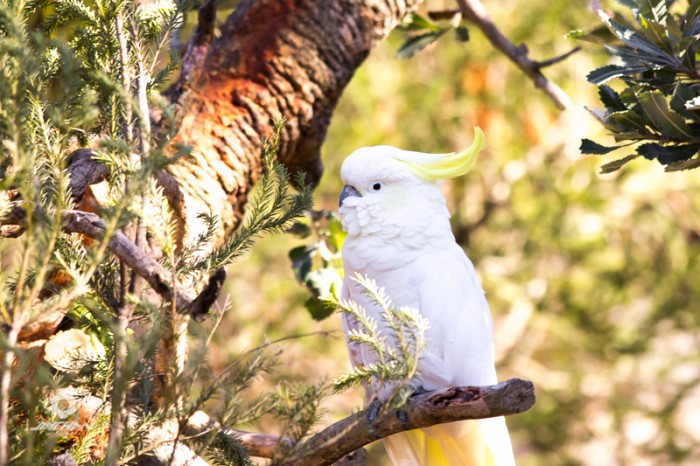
586;64;647;84
304;296;337;321
615;0;637;9
286;221;311;238
639;16;672;54
599;11;674;63
580;138;622;155
637;0;667;22
607;110;648;132
566;25;615;45
454;26;469;42
598;85;626;111
288;245;316;283
396;30;448;60
670;82;698;117
683;0;700;36
637;142;700;164
681;38;697;70
638;90;693;138
599;153;640;173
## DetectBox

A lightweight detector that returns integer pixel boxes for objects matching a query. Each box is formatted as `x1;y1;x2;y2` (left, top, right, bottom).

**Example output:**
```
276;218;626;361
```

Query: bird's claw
365;398;383;438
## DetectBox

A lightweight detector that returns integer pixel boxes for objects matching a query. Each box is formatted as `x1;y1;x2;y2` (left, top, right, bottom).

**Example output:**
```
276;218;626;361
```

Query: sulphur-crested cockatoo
337;128;515;466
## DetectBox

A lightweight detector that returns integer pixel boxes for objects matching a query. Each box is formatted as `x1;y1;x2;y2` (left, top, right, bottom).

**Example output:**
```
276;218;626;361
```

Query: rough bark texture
280;378;535;466
169;0;422;245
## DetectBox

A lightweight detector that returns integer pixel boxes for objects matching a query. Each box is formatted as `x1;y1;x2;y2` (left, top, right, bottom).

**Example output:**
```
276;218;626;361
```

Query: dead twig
455;0;574;110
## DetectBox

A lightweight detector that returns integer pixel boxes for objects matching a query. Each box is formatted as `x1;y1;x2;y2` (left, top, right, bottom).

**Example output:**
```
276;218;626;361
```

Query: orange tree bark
168;0;423;245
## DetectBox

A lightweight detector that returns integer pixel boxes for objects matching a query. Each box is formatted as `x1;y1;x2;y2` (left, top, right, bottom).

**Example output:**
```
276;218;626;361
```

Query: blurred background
203;0;700;464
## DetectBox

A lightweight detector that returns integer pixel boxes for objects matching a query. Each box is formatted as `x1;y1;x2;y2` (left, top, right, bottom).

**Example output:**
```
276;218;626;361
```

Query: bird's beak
339;185;362;207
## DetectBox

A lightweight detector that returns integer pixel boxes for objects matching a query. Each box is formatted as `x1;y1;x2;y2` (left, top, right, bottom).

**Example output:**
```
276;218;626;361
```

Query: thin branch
185;379;535;466
427;8;461;20
165;0;217;102
456;0;573;110
1;206;223;320
535;46;581;69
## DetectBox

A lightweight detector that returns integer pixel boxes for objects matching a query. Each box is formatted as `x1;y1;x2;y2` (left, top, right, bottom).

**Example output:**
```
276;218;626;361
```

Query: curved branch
1;206;223;319
186;378;535;466
456;0;573;110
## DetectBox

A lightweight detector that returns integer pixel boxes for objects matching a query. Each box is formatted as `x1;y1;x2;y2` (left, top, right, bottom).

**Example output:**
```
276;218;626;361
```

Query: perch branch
1;205;224;320
186;378;534;466
455;0;574;110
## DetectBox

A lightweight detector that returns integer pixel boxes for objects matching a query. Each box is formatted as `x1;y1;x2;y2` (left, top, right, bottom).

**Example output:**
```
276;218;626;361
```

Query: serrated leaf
599;11;674;63
607;110;648;132
304;296;337;321
396;29;447;60
665;157;700;171
637;142;700;164
586;64;647;84
598;85;626;111
638;90;693;139
599;153;640;173
454;26;469;42
670;82;696;116
580;138;622;155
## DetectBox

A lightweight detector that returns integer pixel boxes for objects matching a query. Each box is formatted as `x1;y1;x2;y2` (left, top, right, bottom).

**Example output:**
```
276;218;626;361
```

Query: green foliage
288;211;345;320
332;274;429;410
396;12;470;60
580;0;700;171
196;124;313;275
0;1;315;465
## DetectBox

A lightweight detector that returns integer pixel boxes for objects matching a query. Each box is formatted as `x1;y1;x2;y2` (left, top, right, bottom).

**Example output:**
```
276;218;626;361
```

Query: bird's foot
365;397;383;438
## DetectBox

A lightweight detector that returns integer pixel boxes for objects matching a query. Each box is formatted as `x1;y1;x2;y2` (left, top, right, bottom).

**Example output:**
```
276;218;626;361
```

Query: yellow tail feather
384;419;506;466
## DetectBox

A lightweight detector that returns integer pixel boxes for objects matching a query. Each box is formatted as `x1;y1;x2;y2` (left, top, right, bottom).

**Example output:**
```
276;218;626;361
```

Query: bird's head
338;127;485;238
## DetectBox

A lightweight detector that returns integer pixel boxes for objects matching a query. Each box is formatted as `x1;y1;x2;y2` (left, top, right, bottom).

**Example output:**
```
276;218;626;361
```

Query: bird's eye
372;183;382;191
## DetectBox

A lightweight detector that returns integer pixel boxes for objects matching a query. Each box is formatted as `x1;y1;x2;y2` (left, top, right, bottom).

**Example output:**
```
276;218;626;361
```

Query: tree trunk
169;0;422;245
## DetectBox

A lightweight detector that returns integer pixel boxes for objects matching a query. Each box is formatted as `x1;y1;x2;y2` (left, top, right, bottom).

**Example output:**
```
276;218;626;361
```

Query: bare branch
456;0;573;110
535;46;581;69
66;149;111;200
186;379;534;466
165;0;218;102
1;206;223;320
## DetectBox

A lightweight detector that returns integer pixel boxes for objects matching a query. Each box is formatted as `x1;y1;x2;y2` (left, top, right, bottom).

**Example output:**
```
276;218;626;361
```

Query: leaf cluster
577;0;700;172
288;210;345;320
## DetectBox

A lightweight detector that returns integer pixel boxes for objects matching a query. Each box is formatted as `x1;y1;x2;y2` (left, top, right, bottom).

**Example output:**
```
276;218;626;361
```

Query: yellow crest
395;127;485;183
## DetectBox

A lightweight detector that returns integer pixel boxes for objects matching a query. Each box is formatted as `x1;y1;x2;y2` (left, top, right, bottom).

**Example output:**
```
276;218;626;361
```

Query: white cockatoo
337;128;515;466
